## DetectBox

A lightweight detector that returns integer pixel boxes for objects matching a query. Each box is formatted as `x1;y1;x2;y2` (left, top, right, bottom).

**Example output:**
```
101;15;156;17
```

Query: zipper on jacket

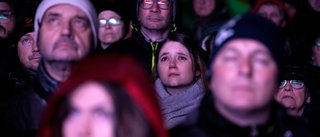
150;42;159;72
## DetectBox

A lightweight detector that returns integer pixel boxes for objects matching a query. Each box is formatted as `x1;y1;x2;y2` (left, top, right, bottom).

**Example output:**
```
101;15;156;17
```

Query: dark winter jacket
0;65;46;136
170;92;318;137
107;29;168;74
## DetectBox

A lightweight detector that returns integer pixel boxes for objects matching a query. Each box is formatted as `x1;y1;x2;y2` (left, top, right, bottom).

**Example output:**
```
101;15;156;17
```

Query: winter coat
170;92;318;137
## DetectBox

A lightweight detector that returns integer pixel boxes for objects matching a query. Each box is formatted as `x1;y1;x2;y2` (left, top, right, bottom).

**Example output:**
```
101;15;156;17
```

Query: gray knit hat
34;0;98;48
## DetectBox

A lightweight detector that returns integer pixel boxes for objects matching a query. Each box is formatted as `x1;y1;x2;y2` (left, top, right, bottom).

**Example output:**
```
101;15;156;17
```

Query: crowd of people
0;0;320;136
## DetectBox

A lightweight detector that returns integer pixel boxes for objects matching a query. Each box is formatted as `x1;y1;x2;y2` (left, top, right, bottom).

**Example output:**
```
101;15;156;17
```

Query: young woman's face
157;41;199;94
63;81;115;137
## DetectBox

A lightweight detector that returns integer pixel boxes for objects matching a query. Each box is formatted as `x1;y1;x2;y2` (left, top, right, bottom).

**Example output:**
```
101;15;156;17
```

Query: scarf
155;78;205;129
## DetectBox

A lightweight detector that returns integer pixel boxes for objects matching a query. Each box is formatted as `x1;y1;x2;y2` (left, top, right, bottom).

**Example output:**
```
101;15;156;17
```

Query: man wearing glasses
0;1;15;41
108;0;181;74
33;0;98;101
0;0;20;92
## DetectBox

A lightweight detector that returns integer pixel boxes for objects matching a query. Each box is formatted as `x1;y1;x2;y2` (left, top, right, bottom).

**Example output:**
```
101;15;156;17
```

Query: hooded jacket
37;54;168;137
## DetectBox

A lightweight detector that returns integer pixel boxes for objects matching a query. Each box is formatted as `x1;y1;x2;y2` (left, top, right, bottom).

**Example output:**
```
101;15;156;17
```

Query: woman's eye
160;57;168;61
178;56;187;61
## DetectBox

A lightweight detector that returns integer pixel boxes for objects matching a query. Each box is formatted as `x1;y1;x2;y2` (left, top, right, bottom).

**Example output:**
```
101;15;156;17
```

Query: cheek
92;120;114;136
157;63;167;78
77;32;93;51
18;47;31;59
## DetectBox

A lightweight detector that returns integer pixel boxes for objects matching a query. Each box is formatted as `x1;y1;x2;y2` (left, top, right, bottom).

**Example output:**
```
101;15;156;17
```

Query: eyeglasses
0;11;14;23
141;0;170;9
279;80;304;89
99;18;121;27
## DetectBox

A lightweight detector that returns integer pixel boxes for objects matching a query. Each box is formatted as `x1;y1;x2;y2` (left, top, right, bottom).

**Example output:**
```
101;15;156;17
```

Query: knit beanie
14;15;34;45
211;13;285;72
34;0;98;48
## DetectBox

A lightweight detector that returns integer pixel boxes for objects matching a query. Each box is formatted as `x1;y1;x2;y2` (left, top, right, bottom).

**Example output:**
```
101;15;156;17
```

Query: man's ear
306;90;312;103
306;96;311;103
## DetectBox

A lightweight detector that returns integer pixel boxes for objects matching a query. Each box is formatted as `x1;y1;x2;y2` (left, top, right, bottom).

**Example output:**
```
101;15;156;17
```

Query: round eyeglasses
141;0;170;9
0;11;14;23
99;18;121;27
279;80;304;89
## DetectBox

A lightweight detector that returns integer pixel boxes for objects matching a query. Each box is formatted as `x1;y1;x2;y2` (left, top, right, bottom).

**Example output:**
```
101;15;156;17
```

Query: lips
168;73;179;77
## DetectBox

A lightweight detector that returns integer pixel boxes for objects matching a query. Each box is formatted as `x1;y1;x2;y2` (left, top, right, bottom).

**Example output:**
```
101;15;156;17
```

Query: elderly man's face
138;0;172;32
38;4;93;62
0;2;16;39
210;38;278;112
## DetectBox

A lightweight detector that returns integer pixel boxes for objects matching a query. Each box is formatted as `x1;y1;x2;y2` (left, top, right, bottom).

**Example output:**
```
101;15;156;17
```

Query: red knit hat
37;54;168;137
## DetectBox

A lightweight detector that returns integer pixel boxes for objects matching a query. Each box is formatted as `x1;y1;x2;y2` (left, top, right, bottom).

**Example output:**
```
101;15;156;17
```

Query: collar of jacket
197;92;290;136
37;59;59;100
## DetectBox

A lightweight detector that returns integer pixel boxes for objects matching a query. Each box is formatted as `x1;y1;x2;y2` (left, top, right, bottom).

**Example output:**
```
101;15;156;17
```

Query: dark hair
153;32;208;90
51;80;155;137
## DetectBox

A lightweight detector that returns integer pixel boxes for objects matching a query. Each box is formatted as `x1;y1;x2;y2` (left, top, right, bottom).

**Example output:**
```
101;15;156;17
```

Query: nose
150;2;160;13
284;81;293;92
77;117;91;136
169;59;177;69
32;40;39;52
104;22;111;29
239;58;252;77
61;21;73;37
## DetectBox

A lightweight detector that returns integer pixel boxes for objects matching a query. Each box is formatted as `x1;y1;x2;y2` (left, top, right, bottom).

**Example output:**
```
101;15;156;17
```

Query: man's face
0;2;16;39
275;80;310;110
138;0;172;31
18;32;41;71
308;0;320;12
256;4;285;27
193;0;215;17
210;38;278;112
38;4;93;62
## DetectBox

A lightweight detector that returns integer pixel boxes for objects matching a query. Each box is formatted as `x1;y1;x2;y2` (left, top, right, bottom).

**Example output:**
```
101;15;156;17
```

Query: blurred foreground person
37;54;168;137
170;13;317;137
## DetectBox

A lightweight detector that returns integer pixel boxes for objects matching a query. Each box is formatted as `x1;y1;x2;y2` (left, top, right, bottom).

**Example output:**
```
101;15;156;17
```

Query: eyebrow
159;51;188;57
43;13;60;19
20;34;30;38
73;15;88;20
